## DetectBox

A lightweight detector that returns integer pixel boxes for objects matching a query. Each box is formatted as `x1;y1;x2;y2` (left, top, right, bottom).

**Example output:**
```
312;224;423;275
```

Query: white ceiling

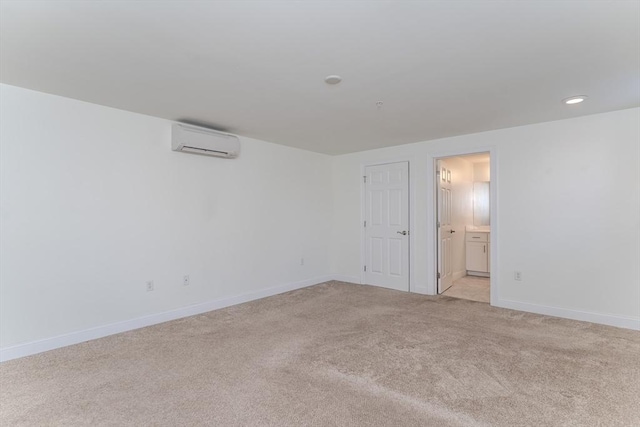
1;1;638;155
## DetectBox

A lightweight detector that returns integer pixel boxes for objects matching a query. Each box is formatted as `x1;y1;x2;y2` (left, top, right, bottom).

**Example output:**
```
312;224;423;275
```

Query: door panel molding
437;159;454;294
363;162;409;291
360;159;414;292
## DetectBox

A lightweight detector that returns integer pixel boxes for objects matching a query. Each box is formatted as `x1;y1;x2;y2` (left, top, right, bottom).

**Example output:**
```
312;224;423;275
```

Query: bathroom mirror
473;181;490;226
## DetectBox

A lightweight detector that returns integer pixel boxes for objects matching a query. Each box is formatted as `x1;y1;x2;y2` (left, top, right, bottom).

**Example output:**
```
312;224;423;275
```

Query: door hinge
364;265;367;272
437;221;440;228
363;176;367;183
437;272;441;279
364;220;367;227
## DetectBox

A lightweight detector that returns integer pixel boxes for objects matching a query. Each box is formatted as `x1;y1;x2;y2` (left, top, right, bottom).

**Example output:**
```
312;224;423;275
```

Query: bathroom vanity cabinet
466;231;490;276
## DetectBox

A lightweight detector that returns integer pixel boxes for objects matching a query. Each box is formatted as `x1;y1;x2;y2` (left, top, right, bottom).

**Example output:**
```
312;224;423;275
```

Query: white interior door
437;159;454;293
364;162;409;292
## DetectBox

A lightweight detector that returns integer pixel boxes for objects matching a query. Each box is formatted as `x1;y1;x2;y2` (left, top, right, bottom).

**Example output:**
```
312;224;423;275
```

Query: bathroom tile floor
442;275;490;303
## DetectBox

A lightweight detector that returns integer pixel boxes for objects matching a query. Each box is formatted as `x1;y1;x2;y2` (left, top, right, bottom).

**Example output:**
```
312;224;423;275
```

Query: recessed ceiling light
324;75;342;85
563;95;588;105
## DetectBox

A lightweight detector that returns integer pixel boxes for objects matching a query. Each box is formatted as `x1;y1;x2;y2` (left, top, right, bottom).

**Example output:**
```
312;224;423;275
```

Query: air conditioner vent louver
172;123;240;158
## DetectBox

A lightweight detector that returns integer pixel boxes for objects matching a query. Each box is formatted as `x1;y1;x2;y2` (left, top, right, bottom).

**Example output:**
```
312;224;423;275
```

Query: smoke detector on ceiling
324;75;342;85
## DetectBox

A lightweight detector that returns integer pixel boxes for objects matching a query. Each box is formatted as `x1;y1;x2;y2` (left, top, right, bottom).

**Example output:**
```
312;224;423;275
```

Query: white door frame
426;147;498;305
360;159;415;292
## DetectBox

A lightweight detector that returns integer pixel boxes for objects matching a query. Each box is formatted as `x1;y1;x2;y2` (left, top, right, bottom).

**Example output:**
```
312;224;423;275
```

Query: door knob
450;230;456;234
397;231;408;235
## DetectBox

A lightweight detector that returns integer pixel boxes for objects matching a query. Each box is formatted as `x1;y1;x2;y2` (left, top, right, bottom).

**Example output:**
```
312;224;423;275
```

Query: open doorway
435;152;491;303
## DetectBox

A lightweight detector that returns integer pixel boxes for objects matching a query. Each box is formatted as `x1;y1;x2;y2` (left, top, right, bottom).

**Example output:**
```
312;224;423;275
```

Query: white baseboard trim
9;277;632;362
330;275;361;284
0;275;335;362
494;298;640;331
467;271;490;278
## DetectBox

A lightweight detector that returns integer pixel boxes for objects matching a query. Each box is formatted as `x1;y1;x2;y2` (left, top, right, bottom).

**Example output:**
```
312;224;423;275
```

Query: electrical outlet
146;280;154;292
183;275;190;286
514;271;523;281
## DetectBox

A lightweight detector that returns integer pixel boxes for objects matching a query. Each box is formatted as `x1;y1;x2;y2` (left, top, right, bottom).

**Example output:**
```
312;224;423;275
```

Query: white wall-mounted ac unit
172;123;240;158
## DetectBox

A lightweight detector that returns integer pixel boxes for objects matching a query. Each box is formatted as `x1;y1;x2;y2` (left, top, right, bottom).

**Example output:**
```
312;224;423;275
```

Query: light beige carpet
443;275;490;303
1;281;639;426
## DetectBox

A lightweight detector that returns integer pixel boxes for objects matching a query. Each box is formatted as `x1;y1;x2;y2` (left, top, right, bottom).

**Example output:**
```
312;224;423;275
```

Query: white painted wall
0;84;332;350
330;108;640;328
1;84;638;360
445;157;474;280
